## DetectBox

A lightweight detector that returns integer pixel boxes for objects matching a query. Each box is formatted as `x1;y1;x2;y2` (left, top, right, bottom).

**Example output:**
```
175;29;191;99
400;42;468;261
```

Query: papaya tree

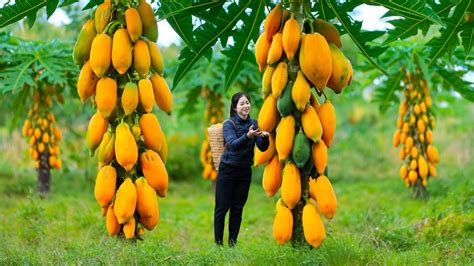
0;33;78;195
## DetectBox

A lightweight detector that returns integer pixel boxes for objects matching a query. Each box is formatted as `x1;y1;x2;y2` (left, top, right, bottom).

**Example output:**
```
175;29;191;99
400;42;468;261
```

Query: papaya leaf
435;67;474;101
373;70;404;112
222;0;265;90
367;0;444;25
172;0;253;89
46;0;59;18
427;0;471;66
326;0;388;75
0;0;47;28
82;0;102;10
157;0;225;21
460;21;474;56
166;14;196;52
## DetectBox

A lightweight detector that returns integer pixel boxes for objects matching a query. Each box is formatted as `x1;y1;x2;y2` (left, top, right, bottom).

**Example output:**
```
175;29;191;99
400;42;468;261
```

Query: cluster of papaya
22;88;63;170
74;0;172;240
255;3;347;248
200;88;224;181
393;68;439;197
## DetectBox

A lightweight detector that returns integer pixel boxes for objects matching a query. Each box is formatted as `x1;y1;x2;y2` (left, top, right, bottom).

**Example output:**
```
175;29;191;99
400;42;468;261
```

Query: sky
44;3;391;47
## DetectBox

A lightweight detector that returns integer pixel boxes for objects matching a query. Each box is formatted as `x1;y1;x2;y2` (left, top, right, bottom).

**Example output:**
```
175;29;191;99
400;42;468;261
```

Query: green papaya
292;130;310;168
73;19;96;65
277;81;295;117
301;149;315;177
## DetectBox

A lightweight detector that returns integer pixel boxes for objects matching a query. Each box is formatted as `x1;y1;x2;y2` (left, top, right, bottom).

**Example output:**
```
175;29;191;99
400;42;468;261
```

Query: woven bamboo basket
208;124;225;170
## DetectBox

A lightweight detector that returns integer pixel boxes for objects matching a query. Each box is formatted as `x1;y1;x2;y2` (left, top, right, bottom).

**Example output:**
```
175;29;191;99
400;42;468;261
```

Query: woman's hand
246;125;261;138
260;131;270;138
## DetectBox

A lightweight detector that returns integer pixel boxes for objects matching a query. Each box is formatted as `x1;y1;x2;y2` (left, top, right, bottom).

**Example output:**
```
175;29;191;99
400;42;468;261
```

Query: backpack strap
223;118;236;148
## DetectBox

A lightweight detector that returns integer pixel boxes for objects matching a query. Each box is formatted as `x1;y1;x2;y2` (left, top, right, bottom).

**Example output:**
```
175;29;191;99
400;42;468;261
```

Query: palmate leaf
435;67;474;101
372;70;404;112
0;0;78;28
367;0;444;25
222;0;265;90
158;0;225;52
172;0;254;89
0;0;47;28
326;0;388;75
427;0;471;66
460;21;474;56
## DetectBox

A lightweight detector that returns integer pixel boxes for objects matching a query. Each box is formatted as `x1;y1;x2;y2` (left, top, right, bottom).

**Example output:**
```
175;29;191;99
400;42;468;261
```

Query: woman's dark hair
229;92;250;117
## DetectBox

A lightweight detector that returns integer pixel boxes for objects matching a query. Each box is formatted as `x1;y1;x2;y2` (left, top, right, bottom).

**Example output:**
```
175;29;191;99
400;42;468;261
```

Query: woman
214;92;270;247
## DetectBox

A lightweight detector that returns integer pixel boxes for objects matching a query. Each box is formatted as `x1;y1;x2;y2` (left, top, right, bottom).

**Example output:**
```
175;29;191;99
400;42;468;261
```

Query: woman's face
235;96;250;118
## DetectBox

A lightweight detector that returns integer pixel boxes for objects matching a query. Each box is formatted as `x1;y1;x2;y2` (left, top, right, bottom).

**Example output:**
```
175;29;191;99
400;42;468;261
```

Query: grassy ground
0;101;472;264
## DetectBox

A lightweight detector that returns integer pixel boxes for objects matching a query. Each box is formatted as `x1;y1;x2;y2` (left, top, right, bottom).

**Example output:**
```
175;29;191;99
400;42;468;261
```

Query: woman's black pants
214;163;251;245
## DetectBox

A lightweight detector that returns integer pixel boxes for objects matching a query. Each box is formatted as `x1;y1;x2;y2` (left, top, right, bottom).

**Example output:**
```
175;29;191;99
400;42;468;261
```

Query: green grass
0;101;472;264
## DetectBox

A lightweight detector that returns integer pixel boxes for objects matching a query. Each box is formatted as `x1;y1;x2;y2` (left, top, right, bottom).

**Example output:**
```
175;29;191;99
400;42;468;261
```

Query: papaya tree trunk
38;152;51;196
288;0;309;247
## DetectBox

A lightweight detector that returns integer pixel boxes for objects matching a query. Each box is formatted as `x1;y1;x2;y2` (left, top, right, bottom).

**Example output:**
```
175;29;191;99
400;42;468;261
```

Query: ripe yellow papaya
267;32;283;65
418;156;428;178
95;1;111;34
417;119;426;133
123;216;136;239
255;31;271;72
425;129;432;144
299;33;332;90
86;112;108;155
77;60;99;103
94;165;117;207
140;208;159;231
95;77;117;118
292;71;311;111
273;205;293;245
122;82;139;115
258;95;279;132
137;0;158;42
301;105;323;142
115;122;138;171
90;33;112;77
125;8;142;42
428;162;436;177
106;204;121;236
138;79;155;113
318;100;336;147
112;28;132;75
97;131;115;167
135;177;159;219
262;66;275;98
150;74;173;114
282;15;300;61
272;61;288;98
393;129;401;147
140;149;168;197
399;100;407;116
405;136;413;150
408;170;418;183
400;164;408;180
426;144;439;164
264;3;282;40
313;18;342;48
302;202;326;248
327;44;350;93
157;129;168;163
308;177;317;201
347;59;353;85
262;154;282;197
312;139;328;175
147;40;164;75
139;113;162;152
255;133;276;166
314;175;336;219
410;159;417;170
133;39;151;78
114;178;137;224
411;146;418;158
276;115;295;161
73;19;96;65
280;162;301;209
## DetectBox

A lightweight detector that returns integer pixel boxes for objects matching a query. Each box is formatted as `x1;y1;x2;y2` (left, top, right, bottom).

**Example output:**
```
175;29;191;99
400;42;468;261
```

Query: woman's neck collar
233;113;249;121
